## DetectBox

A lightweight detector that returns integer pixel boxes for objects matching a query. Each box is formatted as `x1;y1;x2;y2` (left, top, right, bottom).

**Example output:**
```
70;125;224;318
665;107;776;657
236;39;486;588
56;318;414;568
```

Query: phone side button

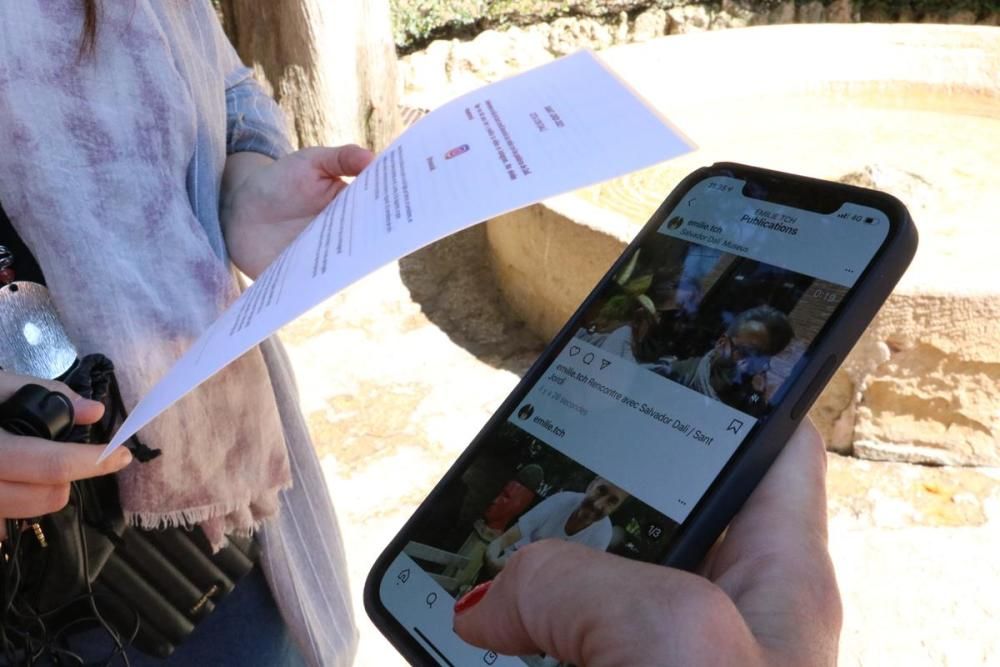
790;354;839;421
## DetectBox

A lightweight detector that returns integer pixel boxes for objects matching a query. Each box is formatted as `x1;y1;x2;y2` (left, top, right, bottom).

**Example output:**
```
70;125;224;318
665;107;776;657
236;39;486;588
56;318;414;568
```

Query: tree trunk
220;0;400;152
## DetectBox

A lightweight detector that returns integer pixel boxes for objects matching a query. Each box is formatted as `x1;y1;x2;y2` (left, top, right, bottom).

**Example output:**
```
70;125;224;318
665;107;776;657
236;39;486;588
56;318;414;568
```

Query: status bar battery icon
863;216;875;224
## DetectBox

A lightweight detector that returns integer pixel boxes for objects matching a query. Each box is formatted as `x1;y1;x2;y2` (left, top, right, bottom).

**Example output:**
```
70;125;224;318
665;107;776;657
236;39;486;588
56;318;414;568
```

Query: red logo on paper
444;144;470;160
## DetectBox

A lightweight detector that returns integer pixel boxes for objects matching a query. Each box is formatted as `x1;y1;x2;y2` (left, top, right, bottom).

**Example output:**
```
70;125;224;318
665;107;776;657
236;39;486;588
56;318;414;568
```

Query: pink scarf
0;2;291;546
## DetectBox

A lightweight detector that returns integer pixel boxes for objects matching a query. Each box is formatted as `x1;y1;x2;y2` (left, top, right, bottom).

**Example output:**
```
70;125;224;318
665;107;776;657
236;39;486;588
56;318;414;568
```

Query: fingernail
114;448;133;466
454;580;491;615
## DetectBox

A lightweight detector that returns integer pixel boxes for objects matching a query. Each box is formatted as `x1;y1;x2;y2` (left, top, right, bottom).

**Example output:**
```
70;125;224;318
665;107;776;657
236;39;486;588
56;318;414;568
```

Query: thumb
305;144;374;179
453;540;713;665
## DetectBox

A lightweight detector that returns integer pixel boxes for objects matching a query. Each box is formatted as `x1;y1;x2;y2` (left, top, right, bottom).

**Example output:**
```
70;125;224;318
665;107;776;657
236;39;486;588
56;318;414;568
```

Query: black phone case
364;162;918;666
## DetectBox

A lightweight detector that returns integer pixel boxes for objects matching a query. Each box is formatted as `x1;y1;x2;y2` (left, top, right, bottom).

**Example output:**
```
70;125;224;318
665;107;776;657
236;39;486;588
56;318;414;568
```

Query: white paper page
99;50;694;461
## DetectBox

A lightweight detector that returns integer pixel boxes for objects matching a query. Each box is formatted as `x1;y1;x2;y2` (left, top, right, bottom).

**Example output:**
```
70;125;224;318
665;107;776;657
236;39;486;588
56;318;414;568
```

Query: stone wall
397;2;1000;105
392;1;1000;52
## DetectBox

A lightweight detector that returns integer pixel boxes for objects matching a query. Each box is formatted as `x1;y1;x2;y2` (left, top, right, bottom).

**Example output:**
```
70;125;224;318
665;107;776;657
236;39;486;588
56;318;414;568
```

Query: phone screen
373;172;891;666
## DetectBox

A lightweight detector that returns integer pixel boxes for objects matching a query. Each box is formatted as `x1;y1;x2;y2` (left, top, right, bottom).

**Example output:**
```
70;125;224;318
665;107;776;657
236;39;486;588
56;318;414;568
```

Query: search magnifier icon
425;592;438;608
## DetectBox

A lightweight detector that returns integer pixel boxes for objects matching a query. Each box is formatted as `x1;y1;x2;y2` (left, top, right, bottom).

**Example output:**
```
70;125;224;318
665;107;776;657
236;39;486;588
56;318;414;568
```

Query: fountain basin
485;24;1000;464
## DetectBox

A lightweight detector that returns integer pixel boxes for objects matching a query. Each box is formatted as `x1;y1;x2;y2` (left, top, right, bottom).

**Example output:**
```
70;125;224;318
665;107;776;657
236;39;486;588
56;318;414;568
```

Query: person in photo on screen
581;241;725;364
645;305;794;415
581;267;681;363
484;477;629;573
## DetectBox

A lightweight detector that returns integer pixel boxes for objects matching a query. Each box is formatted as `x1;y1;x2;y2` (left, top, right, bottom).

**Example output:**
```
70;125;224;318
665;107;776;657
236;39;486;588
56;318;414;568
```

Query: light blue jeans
66;568;307;666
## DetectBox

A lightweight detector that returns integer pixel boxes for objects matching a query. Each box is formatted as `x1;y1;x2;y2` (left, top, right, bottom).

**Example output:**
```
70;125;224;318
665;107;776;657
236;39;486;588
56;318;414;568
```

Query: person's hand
220;145;375;279
454;420;841;667
0;371;133;541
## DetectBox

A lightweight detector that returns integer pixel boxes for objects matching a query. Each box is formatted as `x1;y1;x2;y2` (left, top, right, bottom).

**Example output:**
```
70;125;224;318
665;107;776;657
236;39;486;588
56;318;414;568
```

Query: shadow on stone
399;223;544;375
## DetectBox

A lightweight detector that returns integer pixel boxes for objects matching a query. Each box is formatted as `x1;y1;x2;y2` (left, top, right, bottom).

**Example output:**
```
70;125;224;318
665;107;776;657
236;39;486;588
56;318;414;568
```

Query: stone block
632;8;668;42
860;7;893;22
666;6;711;34
548;17;615;55
797;1;825;23
849;295;1000;466
608;10;625;45
949;10;979;25
768;1;796;25
825;0;855;23
399;39;454;96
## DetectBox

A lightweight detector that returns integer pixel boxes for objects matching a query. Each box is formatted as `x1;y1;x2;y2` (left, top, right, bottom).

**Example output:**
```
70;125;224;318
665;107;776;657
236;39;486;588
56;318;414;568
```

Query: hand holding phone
367;163;916;666
452;420;839;667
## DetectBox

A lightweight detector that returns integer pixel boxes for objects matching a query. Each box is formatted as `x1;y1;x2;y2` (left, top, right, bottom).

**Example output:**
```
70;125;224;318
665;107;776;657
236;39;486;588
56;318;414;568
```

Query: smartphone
365;162;917;666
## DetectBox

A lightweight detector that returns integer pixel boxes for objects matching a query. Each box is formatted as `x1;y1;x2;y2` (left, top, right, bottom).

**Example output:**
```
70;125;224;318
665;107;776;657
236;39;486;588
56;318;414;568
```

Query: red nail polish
454;580;492;615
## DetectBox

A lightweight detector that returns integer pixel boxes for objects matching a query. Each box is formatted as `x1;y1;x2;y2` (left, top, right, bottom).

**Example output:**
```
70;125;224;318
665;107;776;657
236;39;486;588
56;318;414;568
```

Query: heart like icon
568;345;581;356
